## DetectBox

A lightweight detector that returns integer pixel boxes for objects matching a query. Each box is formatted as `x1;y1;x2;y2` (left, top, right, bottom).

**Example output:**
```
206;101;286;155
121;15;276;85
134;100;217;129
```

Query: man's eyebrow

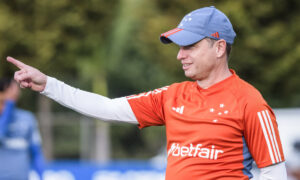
182;43;197;49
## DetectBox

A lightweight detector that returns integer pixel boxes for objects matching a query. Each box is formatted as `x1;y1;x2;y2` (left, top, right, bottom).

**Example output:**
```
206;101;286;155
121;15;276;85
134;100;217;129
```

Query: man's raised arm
7;56;138;124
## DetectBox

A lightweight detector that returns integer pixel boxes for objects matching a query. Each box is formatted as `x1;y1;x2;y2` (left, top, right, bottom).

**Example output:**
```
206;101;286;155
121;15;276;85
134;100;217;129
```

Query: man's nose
177;47;187;60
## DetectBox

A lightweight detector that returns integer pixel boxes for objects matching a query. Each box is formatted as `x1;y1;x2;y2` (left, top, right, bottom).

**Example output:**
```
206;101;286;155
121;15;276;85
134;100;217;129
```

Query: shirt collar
195;69;238;95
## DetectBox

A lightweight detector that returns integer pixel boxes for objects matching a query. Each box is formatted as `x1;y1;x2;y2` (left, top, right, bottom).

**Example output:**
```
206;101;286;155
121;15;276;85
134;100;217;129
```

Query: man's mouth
182;63;192;70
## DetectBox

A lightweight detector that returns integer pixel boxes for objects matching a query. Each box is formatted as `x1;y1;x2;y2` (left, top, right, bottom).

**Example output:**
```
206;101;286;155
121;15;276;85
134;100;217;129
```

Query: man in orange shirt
7;6;286;180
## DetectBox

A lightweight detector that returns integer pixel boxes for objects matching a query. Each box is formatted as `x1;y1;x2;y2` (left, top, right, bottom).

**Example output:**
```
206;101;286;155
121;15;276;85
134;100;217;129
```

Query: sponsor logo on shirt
167;143;224;160
3;138;29;149
172;106;184;114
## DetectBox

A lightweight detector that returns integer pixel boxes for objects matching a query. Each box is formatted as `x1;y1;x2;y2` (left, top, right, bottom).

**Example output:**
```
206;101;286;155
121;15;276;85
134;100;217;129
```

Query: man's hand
7;57;47;92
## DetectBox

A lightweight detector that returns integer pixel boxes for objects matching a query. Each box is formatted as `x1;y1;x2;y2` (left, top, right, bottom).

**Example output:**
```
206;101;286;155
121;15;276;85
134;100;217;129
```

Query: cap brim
160;30;205;46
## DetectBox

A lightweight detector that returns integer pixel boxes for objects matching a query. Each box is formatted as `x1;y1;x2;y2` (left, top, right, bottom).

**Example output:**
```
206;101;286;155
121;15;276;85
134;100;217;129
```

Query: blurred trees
219;0;300;107
0;0;300;160
107;0;300;107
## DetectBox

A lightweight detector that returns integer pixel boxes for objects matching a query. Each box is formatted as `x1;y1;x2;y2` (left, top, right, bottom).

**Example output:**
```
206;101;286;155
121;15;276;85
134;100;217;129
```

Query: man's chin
184;72;196;80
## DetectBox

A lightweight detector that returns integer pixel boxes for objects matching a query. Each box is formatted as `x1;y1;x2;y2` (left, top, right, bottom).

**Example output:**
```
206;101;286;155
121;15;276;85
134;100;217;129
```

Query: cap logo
178;14;193;28
211;32;220;39
161;28;183;38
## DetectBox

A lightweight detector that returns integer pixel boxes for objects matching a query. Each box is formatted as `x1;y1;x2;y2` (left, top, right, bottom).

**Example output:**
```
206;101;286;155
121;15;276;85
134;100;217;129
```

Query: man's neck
196;68;232;89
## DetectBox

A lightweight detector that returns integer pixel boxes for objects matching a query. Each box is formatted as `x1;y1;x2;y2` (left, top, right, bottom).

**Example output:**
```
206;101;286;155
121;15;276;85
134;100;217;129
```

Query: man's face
0;92;5;113
0;82;20;113
177;39;217;81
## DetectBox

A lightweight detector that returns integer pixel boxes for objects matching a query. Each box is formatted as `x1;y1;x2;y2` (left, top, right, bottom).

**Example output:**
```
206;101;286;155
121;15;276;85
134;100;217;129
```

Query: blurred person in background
0;77;45;180
286;141;300;180
7;6;287;180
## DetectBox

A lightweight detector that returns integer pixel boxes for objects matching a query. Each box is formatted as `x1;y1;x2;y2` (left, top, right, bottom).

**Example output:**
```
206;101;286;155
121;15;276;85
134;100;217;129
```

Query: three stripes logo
172;106;184;114
257;110;282;164
211;32;220;38
161;28;183;38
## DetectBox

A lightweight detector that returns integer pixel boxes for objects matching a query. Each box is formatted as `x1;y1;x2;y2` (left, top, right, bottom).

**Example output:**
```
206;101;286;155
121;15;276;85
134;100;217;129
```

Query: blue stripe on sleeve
0;100;16;140
30;144;45;178
242;136;254;179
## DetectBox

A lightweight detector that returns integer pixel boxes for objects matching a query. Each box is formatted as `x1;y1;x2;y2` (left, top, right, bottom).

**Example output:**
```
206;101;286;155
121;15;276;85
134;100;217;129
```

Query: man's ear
215;39;227;58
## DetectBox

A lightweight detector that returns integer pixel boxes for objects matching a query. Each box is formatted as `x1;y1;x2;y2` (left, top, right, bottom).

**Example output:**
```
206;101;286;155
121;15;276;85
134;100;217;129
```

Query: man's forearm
259;162;287;180
41;76;138;124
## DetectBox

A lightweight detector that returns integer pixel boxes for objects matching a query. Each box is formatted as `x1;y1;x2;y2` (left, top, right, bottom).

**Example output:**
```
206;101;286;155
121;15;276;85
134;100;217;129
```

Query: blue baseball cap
160;6;236;46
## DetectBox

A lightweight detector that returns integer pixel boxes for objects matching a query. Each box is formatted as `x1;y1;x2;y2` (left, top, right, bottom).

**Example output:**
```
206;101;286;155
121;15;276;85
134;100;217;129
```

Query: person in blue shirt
0;77;45;180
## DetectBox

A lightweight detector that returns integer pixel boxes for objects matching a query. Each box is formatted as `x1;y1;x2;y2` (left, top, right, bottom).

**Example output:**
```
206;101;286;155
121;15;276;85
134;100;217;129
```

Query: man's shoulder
231;76;266;104
14;108;36;121
15;108;34;115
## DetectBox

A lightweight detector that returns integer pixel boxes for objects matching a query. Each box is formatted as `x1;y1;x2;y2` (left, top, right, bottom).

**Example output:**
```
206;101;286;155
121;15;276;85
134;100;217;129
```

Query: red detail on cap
161;28;183;38
211;32;220;38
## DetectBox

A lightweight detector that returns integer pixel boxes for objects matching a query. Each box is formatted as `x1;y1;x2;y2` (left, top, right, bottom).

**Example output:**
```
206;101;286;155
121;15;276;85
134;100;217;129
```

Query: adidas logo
211;32;220;38
172;106;184;114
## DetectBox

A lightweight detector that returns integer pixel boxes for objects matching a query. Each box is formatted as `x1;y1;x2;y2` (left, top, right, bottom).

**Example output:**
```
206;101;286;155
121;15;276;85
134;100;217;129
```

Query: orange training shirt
126;70;285;180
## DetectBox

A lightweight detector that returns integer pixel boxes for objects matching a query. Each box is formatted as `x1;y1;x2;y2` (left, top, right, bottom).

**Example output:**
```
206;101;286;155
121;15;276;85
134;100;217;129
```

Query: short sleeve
126;86;168;129
244;103;285;168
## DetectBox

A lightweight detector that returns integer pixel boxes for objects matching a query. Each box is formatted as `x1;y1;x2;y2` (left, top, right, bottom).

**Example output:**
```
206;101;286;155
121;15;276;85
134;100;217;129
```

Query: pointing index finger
7;56;27;70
